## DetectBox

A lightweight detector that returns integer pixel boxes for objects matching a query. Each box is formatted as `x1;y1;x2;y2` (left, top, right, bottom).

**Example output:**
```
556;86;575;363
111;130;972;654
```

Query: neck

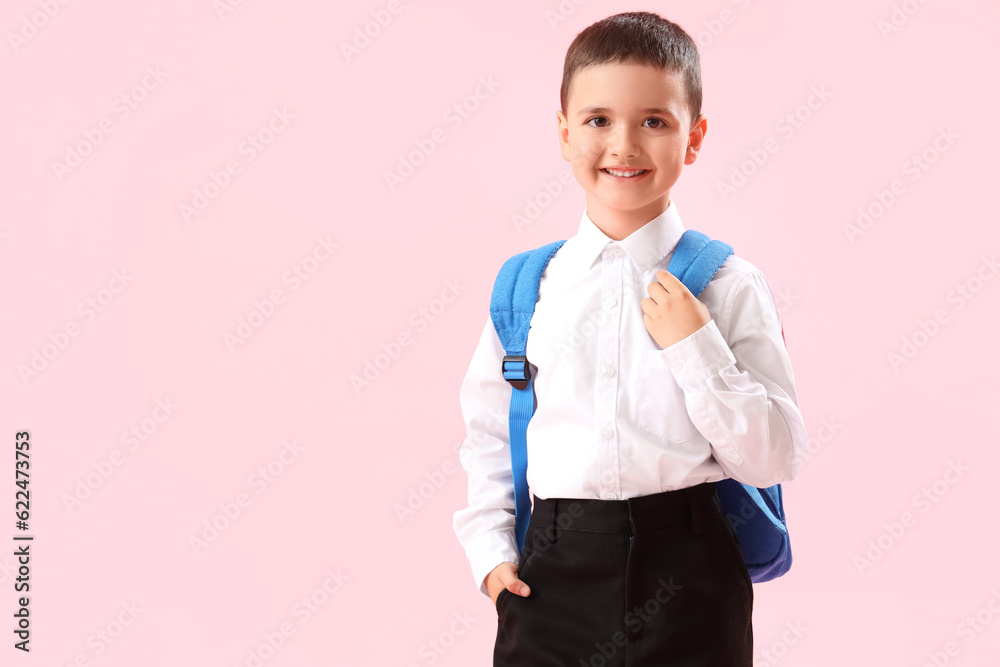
586;197;670;241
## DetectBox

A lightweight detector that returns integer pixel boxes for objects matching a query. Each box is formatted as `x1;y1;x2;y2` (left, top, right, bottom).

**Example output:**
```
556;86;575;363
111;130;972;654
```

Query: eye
585;117;609;128
644;117;667;129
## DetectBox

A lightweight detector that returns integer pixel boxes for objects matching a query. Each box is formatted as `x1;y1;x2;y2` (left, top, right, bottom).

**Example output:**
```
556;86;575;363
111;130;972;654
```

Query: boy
452;11;809;666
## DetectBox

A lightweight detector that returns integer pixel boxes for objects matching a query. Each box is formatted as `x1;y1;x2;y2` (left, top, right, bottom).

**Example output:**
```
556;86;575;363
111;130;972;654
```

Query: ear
685;114;707;165
556;109;572;162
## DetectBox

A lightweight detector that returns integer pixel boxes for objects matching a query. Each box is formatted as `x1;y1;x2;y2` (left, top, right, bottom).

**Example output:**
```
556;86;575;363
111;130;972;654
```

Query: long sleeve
452;314;522;598
656;269;809;488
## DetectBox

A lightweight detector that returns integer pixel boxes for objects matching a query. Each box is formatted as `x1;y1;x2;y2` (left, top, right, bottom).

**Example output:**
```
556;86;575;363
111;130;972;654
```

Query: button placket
596;245;624;500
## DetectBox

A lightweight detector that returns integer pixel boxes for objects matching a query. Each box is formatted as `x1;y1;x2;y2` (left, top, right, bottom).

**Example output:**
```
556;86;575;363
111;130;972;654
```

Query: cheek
653;137;687;161
569;136;602;167
569;161;596;186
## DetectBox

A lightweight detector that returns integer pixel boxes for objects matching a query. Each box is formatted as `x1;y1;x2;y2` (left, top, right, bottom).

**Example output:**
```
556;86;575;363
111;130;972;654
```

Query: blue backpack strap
667;228;735;297
667;230;792;583
490;239;567;553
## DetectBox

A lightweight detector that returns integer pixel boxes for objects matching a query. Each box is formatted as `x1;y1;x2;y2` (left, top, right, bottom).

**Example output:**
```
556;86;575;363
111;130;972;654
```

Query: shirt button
613;245;625;257
602;365;615;377
603;491;616;500
601;426;613;440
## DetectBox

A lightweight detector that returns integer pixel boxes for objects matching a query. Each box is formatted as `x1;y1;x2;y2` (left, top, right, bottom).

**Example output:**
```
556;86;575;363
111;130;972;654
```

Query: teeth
604;168;646;177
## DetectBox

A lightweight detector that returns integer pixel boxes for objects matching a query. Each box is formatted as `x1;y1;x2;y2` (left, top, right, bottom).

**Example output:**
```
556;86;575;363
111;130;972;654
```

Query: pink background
3;0;999;664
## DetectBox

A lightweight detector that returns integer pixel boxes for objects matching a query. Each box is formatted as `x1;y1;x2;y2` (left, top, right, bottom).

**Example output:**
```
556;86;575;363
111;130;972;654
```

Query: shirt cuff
655;319;736;391
468;530;522;598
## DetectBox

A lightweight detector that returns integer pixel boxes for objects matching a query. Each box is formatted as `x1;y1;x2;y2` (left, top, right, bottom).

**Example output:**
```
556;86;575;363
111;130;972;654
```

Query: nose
608;124;640;159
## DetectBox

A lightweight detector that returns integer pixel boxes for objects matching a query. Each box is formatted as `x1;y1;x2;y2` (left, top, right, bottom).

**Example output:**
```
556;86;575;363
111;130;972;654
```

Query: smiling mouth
602;168;649;178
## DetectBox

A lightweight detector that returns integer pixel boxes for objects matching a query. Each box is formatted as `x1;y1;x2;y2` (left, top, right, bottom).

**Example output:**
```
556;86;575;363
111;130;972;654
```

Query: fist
641;269;712;349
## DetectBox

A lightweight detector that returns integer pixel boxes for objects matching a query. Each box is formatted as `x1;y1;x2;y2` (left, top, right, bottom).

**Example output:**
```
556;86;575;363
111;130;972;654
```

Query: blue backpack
489;229;792;583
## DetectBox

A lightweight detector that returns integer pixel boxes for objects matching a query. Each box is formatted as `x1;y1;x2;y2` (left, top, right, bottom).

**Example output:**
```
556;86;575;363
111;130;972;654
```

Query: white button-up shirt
452;201;810;596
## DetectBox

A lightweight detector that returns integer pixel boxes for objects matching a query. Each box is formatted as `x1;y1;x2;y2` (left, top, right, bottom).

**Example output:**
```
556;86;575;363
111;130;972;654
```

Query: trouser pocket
714;512;754;594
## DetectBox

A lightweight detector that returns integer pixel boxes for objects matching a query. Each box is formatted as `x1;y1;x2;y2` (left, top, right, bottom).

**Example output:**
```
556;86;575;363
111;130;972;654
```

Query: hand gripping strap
667;229;734;298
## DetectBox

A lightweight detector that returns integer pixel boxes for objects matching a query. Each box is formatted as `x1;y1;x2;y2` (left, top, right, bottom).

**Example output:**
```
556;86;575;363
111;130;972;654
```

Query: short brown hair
560;11;702;127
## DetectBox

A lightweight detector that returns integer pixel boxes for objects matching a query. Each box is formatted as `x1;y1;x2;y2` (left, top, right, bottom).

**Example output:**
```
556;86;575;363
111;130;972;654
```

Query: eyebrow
577;106;679;120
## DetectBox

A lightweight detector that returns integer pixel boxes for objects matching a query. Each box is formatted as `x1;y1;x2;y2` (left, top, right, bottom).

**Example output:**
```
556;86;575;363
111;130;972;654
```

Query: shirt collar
572;200;687;274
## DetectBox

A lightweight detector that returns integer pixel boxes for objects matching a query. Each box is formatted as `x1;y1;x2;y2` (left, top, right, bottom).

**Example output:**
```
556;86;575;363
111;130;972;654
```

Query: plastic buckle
502;355;531;390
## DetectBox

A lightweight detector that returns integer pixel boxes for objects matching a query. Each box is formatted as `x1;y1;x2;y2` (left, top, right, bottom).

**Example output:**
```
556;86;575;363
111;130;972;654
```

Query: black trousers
493;481;753;666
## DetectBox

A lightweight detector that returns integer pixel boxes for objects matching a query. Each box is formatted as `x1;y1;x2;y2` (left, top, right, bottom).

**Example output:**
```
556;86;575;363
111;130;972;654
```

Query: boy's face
557;62;706;233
